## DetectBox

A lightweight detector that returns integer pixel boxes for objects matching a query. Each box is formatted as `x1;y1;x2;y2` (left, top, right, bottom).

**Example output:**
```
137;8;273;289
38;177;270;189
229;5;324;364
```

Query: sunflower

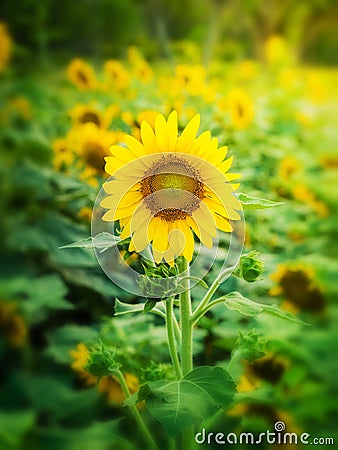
68;123;118;176
0;302;27;347
0;23;12;72
227;88;254;130
67;58;97;90
104;59;130;91
270;263;325;313
101;111;242;265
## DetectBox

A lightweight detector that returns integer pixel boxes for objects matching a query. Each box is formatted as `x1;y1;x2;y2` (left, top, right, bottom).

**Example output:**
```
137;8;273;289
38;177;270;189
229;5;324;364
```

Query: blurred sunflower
101;111;242;264
237;353;289;393
104;59;130;91
227;88;254;129
292;183;329;217
68;123;118;177
67;58;97;90
52;137;74;170
237;59;257;80
69;102;118;129
270;263;325;313
70;343;139;404
264;35;289;65
132;60;153;83
278;156;301;180
0;23;12;72
0;302;27;347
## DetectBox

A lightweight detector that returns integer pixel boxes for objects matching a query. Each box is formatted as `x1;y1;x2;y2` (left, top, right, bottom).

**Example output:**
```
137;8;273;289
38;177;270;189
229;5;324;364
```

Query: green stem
191;267;233;322
115;370;157;450
178;257;193;376
165;298;182;379
191;298;225;325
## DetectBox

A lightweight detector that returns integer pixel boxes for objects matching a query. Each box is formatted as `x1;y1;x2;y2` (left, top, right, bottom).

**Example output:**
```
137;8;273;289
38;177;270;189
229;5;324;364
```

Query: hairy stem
115;370;157;450
165;298;182;379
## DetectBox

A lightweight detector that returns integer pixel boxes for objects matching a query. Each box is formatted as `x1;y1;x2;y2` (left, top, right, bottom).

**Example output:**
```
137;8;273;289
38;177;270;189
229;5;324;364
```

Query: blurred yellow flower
264;35;289;65
270;263;325;313
104;59;130;91
70;343;139;404
0;302;27;347
9;96;32;120
68;123;118;177
227;88;254;129
52;137;74;169
278;156;301;180
292;183;329;217
78;206;92;222
174;64;206;95
238;59;257;80
67;58;97;90
101;111;242;265
133;60;153;83
0;23;12;72
69;102;118;130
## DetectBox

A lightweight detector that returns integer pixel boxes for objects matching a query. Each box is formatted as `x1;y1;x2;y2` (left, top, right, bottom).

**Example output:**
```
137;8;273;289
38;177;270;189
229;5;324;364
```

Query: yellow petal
140;120;158;154
176;114;200;153
155;114;168;152
152;220;169;252
213;213;233;233
167;111;178;150
125;135;147;157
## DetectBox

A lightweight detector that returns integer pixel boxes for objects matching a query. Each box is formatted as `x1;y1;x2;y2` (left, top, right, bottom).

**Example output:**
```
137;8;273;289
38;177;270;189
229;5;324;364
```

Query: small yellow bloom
264;35;289;65
0;23;12;72
104;59;130;91
278;157;301;180
52;137;74;169
0;302;27;347
292;183;329;217
78;206;92;222
227;88;254;130
9;96;32;120
238;59;257;80
67;58;97;90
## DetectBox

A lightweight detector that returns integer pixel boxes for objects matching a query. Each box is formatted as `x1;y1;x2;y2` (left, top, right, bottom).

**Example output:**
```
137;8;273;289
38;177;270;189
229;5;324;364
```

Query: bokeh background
0;0;337;449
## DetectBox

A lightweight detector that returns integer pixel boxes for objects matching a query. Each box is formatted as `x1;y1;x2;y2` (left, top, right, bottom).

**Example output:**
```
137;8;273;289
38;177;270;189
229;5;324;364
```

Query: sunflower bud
235;251;264;282
84;341;120;377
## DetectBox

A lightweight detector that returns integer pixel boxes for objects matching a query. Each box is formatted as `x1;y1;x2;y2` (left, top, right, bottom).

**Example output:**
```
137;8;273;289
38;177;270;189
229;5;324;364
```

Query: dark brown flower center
140;155;204;222
80;112;101;126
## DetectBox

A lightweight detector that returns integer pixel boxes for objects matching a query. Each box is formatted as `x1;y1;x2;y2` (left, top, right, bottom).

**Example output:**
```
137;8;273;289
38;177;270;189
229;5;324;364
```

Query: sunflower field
0;1;337;449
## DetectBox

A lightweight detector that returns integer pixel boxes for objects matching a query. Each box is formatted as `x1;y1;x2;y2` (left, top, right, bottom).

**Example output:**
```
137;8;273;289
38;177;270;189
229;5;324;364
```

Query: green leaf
60;232;121;253
223;292;308;325
143;299;157;314
114;299;165;319
238;193;284;210
262;304;310;326
140;366;236;436
224;292;264;316
0;410;35;449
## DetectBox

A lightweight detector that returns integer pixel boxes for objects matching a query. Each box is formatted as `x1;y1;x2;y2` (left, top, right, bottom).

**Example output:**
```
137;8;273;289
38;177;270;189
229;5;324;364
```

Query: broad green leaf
238;193;284;210
0;411;35;449
140;366;236;436
262;304;309;325
60;232;121;253
224;292;263;316
223;292;308;325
